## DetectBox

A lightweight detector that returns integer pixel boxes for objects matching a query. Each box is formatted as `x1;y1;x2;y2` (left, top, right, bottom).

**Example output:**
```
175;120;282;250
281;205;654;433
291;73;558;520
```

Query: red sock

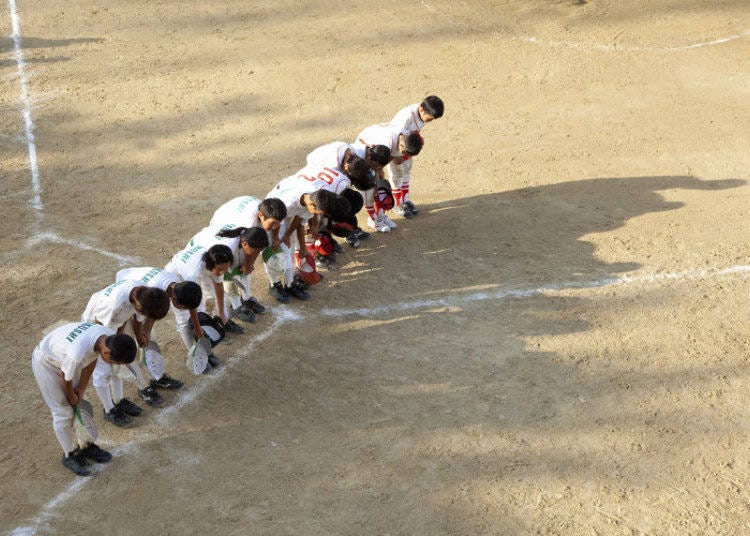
392;188;403;206
401;182;410;204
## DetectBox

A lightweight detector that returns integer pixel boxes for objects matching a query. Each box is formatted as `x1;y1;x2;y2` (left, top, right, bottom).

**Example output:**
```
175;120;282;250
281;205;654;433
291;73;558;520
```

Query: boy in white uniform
115;267;204;391
387;95;444;217
352;124;423;232
32;322;137;475
266;177;341;301
83;281;171;427
165;243;233;370
209;196;286;311
189;224;269;325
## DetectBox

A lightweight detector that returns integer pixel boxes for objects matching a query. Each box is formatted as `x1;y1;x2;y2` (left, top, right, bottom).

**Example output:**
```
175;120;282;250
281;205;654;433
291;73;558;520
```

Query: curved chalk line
11;261;750;535
514;29;750;52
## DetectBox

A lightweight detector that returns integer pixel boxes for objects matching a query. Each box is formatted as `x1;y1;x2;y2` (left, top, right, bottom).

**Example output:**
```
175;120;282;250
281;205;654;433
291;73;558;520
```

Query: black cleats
62;450;91;476
138;385;164;407
151;374;183;390
79;443;112;464
116;398;143;417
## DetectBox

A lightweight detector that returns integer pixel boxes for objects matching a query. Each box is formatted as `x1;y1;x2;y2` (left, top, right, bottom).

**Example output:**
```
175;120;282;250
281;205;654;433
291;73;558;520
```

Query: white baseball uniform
115;267;182;380
209;196;279;293
389;103;424;134
32;322;114;453
305;141;352;170
82;280;147;412
165;245;224;348
388;103;426;206
265;174;323;284
209;196;263;229
188;225;254;315
353;124;406;218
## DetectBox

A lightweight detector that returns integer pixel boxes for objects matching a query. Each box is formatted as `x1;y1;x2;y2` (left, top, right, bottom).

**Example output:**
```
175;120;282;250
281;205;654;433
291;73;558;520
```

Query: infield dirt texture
2;1;750;534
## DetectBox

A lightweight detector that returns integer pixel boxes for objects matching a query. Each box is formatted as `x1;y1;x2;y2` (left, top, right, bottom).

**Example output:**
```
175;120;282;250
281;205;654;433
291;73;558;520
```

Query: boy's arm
60;375;80;407
189;308;205;339
75;359;98;398
213;282;227;324
131;315;149;347
282;216;301;246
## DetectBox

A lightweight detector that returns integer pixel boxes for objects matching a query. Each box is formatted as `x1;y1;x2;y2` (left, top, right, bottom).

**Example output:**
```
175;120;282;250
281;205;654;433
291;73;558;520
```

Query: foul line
6;2;135;267
8;0;42;215
516;29;750;52
10;262;750;534
26;233;141;266
9;310;300;536
321;264;750;317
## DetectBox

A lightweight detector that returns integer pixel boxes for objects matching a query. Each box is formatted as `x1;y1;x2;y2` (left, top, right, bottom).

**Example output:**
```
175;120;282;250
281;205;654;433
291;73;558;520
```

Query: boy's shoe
62;450;91;476
116;398;143;417
367;216;391;233
207;352;221;368
79;443;112;464
395;204;415;218
345;234;361;248
230;304;256;323
269;282;291;303
286;282;310;300
138;385;164;407
315;254;336;270
223;318;245;334
150;374;183;390
381;214;398;228
353;228;371;240
242;297;267;315
404;200;419;214
104;407;134;428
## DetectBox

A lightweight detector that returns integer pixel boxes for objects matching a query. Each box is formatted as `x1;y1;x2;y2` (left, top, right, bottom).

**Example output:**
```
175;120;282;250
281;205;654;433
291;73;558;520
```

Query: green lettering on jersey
103;280;127;297
180;246;203;264
140;268;162;284
65;322;96;343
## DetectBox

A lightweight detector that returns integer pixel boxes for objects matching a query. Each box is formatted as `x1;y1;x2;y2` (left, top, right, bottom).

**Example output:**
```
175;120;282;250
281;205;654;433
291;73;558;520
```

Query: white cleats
367;216;391;233
381;214;398;229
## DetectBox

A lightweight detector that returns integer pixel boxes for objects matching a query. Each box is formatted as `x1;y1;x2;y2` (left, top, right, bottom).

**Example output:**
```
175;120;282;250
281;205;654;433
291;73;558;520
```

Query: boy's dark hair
105;334;137;363
345;157;370;185
203;244;233;270
368;144;391;166
402;132;424;156
350;168;376;191
136;287;170;319
241;226;270;249
258;198;287;221
331;196;354;221
421;95;444;118
217;226;270;249
309;190;339;216
173;281;202;309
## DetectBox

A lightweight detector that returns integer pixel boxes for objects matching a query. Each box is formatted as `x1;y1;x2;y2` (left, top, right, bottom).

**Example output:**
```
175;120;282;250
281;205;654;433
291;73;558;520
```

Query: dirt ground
2;0;750;534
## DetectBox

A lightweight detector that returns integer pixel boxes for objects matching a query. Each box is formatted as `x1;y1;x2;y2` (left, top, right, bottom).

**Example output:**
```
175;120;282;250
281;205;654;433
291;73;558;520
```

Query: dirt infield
2;0;750;534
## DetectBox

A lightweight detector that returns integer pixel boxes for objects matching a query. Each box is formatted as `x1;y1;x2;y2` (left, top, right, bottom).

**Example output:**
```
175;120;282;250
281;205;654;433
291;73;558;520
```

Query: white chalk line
8;0;42;215
9;310;301;536
419;0;749;52
515;29;750;52
26;232;140;266
7;2;131;267
321;264;750;318
11;262;750;534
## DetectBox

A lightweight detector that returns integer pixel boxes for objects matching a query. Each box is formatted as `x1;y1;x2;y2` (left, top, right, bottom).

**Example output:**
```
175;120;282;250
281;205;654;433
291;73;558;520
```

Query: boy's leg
32;348;77;455
92;359;116;413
